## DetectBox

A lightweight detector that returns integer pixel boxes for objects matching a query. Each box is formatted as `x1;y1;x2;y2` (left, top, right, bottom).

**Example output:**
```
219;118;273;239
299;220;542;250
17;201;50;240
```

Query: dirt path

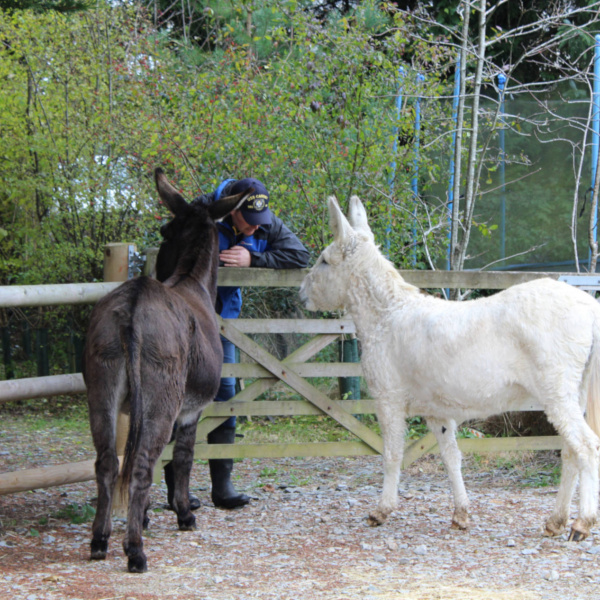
1;421;599;599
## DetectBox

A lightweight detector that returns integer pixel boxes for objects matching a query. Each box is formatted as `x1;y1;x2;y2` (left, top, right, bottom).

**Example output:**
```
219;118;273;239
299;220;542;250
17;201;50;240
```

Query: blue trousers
215;336;237;428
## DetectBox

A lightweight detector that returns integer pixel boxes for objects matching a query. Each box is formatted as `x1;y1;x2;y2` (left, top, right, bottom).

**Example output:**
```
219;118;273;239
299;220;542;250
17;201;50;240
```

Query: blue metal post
590;35;600;270
387;66;405;257
412;73;424;266
447;56;461;271
498;73;507;260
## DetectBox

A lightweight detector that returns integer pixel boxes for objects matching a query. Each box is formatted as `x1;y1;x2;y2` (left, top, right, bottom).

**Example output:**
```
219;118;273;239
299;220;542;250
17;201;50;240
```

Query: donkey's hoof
367;511;387;527
451;508;469;531
568;525;589;542
568;528;587;542
127;553;148;573
567;517;592;542
90;539;108;560
178;512;196;531
543;518;565;538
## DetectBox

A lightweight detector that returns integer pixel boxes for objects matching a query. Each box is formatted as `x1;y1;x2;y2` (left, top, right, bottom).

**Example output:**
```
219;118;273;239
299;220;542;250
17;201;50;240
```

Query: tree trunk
453;0;487;274
449;0;470;277
589;143;600;273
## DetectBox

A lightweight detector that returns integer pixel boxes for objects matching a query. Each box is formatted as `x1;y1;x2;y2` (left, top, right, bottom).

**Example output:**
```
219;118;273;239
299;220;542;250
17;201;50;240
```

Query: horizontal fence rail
0;317;358;404
2;268;599;309
0;267;583;496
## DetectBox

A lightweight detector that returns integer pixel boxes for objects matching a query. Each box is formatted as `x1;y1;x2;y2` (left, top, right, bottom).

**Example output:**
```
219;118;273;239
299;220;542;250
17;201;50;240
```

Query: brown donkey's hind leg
88;400;120;560
170;419;200;531
122;416;176;574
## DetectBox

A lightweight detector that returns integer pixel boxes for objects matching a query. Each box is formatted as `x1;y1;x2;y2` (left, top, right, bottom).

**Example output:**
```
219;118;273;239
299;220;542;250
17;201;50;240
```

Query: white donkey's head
299;195;375;311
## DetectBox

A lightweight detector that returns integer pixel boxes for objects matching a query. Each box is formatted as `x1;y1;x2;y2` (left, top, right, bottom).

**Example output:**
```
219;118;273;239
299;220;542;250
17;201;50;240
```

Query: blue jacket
194;181;310;318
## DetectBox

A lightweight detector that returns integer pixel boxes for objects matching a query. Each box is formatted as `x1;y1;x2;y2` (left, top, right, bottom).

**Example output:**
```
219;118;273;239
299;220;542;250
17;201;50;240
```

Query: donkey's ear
208;189;253;222
154;168;190;216
328;196;354;242
348;196;374;243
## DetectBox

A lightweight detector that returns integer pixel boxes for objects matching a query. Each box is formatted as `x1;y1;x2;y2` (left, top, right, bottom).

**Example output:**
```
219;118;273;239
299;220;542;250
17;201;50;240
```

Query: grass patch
53;503;96;524
17;412;90;435
521;464;561;488
52;504;96;525
465;450;562;486
1;395;89;434
1;397;93;471
237;414;381;444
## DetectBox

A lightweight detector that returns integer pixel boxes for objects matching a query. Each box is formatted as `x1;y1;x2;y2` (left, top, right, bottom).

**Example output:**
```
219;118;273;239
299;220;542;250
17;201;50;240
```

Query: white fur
300;195;600;539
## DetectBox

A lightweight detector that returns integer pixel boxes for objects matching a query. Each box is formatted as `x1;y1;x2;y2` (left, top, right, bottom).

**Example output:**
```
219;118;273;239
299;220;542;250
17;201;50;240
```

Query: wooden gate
155;315;382;478
3;265;595;495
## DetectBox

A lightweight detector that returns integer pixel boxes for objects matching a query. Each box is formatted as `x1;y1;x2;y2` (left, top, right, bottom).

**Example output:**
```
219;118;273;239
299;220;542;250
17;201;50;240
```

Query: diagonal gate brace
218;316;383;454
196;331;341;438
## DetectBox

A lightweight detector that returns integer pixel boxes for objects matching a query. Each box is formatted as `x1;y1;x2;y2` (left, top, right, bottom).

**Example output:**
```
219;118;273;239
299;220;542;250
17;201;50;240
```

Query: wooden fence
2;264;597;496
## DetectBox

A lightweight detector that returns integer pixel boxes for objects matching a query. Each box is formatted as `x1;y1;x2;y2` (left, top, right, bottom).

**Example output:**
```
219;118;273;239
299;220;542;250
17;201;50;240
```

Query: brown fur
83;168;250;573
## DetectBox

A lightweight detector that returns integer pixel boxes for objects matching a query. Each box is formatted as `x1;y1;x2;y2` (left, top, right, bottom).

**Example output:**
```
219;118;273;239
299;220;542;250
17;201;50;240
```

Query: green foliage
2;1;600;297
238;414;381;444
260;465;278;477
0;4;176;285
53;502;96;524
0;394;89;429
468;451;562;487
394;0;600;82
521;464;561;488
0;0;91;13
406;416;428;439
0;1;452;297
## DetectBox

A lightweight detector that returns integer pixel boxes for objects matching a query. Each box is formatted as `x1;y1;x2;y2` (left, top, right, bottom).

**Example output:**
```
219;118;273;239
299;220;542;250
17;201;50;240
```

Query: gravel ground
1;419;600;600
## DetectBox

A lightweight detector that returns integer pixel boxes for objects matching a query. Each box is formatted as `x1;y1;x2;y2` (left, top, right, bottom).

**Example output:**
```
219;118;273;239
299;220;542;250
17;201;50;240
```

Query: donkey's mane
156;207;216;285
352;239;421;307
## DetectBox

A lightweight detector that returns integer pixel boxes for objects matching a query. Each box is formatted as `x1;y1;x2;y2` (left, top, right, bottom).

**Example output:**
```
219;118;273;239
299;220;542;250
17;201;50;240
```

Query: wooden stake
103;242;135;519
112;412;129;518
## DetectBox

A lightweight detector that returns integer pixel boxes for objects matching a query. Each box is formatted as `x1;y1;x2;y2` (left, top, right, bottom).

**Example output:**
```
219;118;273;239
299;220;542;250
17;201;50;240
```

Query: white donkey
299;195;600;541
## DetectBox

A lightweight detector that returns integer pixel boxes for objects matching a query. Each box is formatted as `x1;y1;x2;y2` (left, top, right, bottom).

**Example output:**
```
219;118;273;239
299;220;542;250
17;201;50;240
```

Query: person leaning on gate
164;177;310;510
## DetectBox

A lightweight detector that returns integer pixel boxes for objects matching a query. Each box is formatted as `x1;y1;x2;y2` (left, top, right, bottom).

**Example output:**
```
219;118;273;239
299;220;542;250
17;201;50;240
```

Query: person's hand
220;245;252;268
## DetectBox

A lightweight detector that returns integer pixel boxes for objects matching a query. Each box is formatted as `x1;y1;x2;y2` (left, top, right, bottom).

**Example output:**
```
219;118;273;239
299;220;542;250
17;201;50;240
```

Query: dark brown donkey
83;168;251;573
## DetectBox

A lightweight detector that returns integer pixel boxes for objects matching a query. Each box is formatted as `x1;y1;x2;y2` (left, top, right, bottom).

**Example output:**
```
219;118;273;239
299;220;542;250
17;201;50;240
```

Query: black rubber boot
207;424;250;509
164;461;202;512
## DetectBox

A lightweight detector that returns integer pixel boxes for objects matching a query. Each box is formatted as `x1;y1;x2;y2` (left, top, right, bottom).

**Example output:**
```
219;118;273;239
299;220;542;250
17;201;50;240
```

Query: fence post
142;247;159;278
103;243;136;518
23;322;32;359
103;243;137;282
68;328;84;374
338;336;360;401
36;326;49;377
2;326;14;380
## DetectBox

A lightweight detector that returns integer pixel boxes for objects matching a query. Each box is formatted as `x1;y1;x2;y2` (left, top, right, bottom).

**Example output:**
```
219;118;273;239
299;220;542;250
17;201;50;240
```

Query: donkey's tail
586;330;600;439
119;320;143;500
